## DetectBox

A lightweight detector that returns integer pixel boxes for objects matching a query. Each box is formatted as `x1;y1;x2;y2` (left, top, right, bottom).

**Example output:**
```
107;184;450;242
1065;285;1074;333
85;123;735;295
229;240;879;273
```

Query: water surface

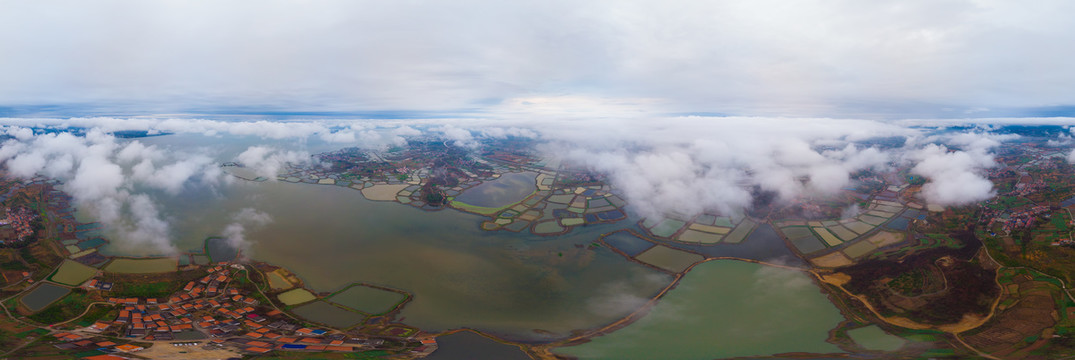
453;172;537;207
555;260;845;359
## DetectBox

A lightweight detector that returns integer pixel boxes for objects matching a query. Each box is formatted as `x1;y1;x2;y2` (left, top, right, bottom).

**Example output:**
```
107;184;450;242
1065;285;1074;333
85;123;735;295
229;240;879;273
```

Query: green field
327;285;407;314
111;280;180;298
104;258;177;273
49;260;97;286
278;288;317;305
267;271;293;290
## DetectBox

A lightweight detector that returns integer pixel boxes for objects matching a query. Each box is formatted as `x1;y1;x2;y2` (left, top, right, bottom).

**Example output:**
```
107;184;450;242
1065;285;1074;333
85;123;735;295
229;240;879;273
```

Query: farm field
49;260;97;286
104;258;177;273
277;288;316;305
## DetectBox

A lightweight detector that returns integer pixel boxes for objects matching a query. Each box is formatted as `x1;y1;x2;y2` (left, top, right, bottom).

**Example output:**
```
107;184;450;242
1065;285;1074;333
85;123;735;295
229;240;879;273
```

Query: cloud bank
0;116;1034;253
1;1;1074;118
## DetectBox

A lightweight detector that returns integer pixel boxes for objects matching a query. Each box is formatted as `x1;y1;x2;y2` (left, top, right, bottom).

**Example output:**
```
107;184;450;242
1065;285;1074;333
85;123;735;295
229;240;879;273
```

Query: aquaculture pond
21;283;71;312
555;260;845;359
328;285;407;314
426;331;532;360
452;172;537;208
291;301;367;329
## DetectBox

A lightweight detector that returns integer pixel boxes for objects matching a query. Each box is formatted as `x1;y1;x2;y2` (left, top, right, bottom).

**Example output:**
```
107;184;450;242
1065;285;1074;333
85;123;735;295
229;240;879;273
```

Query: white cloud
908;143;996;206
0;1;1072;117
0;127;230;254
221;208;272;256
0;116;1035;253
235;146;310;179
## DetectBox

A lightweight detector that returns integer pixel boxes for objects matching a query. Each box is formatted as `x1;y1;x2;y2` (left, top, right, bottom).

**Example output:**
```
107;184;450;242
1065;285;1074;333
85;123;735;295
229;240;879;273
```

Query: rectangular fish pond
20;283;71;312
291;301;367;329
327;284;408;315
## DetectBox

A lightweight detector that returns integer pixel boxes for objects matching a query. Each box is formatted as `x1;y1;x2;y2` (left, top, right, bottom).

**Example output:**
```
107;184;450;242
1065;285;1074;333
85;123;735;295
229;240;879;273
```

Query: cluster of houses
1012;176;1048;197
0;206;38;244
84;278;113;291
983;205;1053;235
83;264;431;355
50;331;144;359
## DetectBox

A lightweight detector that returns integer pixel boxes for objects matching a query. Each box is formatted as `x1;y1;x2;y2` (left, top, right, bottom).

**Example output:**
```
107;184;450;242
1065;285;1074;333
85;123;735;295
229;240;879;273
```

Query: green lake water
555;260;845;359
847;325;906;351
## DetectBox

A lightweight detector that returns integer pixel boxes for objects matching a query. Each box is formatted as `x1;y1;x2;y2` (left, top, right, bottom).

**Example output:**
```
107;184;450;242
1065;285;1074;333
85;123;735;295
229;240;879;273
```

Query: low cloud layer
0;116;1038;253
221;208;273;257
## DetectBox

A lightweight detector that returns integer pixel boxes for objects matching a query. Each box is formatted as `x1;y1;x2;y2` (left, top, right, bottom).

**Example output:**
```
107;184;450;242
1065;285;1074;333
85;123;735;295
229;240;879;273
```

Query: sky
0;1;1074;252
1;0;1074;118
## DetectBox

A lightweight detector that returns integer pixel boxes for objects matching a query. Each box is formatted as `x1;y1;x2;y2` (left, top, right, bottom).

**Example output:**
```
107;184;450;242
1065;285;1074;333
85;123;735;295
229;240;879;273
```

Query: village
61;264;434;357
0;174;436;359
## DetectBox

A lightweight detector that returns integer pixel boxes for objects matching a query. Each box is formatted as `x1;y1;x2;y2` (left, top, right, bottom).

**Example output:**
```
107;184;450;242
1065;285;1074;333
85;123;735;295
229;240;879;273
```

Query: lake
92;135;671;339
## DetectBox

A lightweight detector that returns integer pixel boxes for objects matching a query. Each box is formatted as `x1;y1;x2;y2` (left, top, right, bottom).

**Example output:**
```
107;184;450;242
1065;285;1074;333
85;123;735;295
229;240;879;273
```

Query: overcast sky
1;0;1074;118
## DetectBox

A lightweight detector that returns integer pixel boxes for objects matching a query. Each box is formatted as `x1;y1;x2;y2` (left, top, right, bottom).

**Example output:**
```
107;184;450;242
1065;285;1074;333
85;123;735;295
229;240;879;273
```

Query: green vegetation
73;305;116;327
111;280;178;298
49;260;97;286
0;260;28;271
986;196;1033;210
18;246;43;267
104;258;178;273
888;269;927;296
278;288;317;305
